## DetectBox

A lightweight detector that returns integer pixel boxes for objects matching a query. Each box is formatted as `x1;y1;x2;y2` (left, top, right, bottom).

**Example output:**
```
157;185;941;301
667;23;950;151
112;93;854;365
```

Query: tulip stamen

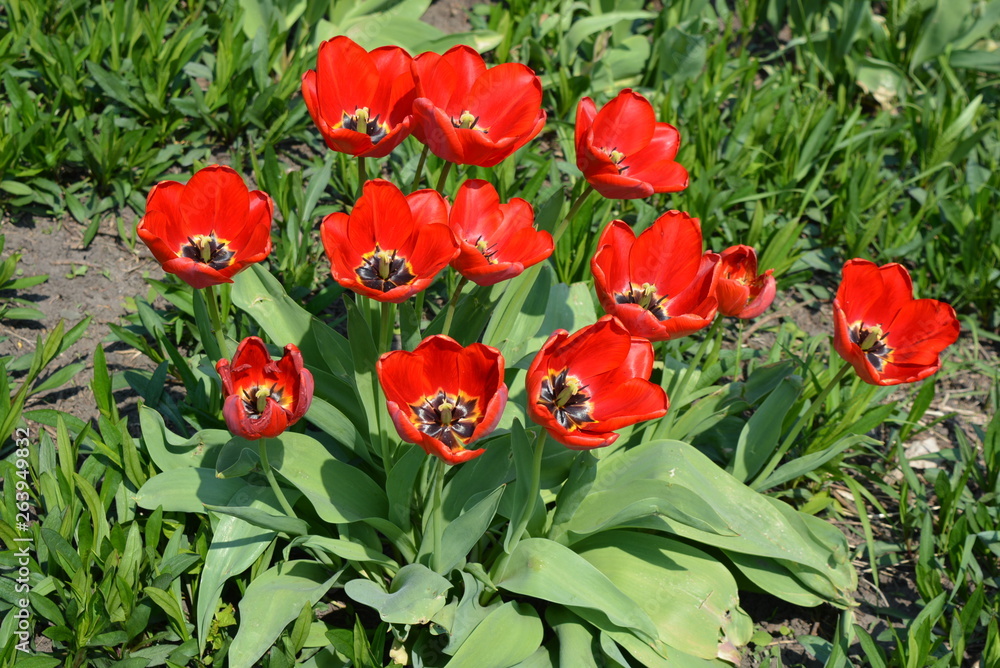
410;390;480;450
538;369;594;431
615;283;670;321
342;106;389;144
357;245;416;292
601;147;629;173
475;236;499;263
453;110;488;133
181;233;236;270
240;384;285;418
849;323;894;371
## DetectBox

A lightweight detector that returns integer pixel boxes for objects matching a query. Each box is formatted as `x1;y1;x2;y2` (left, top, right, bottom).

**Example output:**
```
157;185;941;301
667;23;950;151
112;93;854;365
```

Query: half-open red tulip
526;315;668;449
321;179;459;303
411;45;546;167
378;335;508;464
302;37;415;158
449;179;553;286
575;89;688;199
138;165;273;289
833;259;959;386
716;245;776;319
216;337;314;440
591;212;720;341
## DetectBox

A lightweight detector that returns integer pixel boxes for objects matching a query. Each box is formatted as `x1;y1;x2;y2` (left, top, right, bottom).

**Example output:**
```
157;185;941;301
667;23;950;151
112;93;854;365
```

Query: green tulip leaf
195;484;284;652
265;432;388;523
445;602;543;668
570;440;856;606
731;375;802;482
427;485;504;574
288;535;398;570
575;530;752;662
345;564;452;625
496;538;658;640
133;468;246;513
228;560;340;668
547;607;600;668
215;436;259;478
138;406;229;471
440;571;502;655
203;503;308;536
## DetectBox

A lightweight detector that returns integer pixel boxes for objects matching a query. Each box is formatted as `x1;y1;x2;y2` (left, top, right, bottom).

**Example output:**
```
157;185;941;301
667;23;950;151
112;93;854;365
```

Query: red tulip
591;212;720;341
216;337;314;440
321;179;459;303
716;245;776;319
526;315;668;449
302;37;415;158
137;165;273;289
833;259;959;386
575;89;688;199
448;179;553;286
411;45;546;167
378;335;508;464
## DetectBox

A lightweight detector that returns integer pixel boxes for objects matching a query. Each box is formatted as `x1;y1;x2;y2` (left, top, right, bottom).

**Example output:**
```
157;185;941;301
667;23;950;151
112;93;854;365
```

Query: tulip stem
751;360;852;491
673;314;723;404
204;284;228;360
259;438;297;518
429;458;447;572
507;429;546;554
733;320;745;382
357;157;368;196
379;301;396;354
553;184;595;243
441;275;469;337
411;145;429;192
435;161;453;193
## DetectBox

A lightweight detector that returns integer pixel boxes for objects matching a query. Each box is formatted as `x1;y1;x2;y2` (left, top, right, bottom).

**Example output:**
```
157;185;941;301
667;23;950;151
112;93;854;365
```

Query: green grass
1;0;999;665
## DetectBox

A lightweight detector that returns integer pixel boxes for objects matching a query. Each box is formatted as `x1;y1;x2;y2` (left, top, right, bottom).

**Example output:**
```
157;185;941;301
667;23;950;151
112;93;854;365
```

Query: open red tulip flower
410;45;546;167
137;165;273;289
449;179;554;286
377;336;508;465
321;179;459;303
302;37;415;158
716;245;776;319
575;89;688;199
833;259;959;386
216;337;314;440
526;315;668;449
591;211;720;342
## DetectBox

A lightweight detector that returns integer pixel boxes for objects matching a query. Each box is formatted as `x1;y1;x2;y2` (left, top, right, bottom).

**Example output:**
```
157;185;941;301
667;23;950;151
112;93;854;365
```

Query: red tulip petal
630;211;703;292
315;37;379;124
575;97;598;159
177;165;250;240
886;299;960;363
620;158;689;194
590;378;668;430
406;223;459;277
466;63;543;139
585;170;656;199
450;179;502;239
438;45;487;107
160;257;232;289
591;89;656;157
406;189;450;227
142;180;188;248
352;179;415;252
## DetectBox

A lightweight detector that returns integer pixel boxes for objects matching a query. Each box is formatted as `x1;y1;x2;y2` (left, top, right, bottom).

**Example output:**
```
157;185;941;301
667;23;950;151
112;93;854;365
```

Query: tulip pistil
615;283;670;321
411;390;480;449
538;369;594;431
181;233;236;270
357;245;416;292
452;110;488;133
342;106;389;144
601;147;629;173
241;384;285;418
848;323;893;371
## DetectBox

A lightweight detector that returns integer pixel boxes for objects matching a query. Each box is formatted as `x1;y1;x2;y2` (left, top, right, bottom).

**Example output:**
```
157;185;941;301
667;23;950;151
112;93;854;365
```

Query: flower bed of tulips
119;36;964;667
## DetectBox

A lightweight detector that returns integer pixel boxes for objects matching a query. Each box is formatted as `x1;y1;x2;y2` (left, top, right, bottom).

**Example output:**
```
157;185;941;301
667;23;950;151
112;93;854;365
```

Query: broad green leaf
138;406;228;471
232;264;352;378
547;607;599;668
445;602;543;668
289;535;398;570
575;531;751;662
569;440;856;606
203;503;308;536
133;468;246;513
267;432;388;523
430;485;504;573
345;564;451;625
196;484;283;652
731;376;801;482
228;560;340;668
482;262;550;360
496;538;657;640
